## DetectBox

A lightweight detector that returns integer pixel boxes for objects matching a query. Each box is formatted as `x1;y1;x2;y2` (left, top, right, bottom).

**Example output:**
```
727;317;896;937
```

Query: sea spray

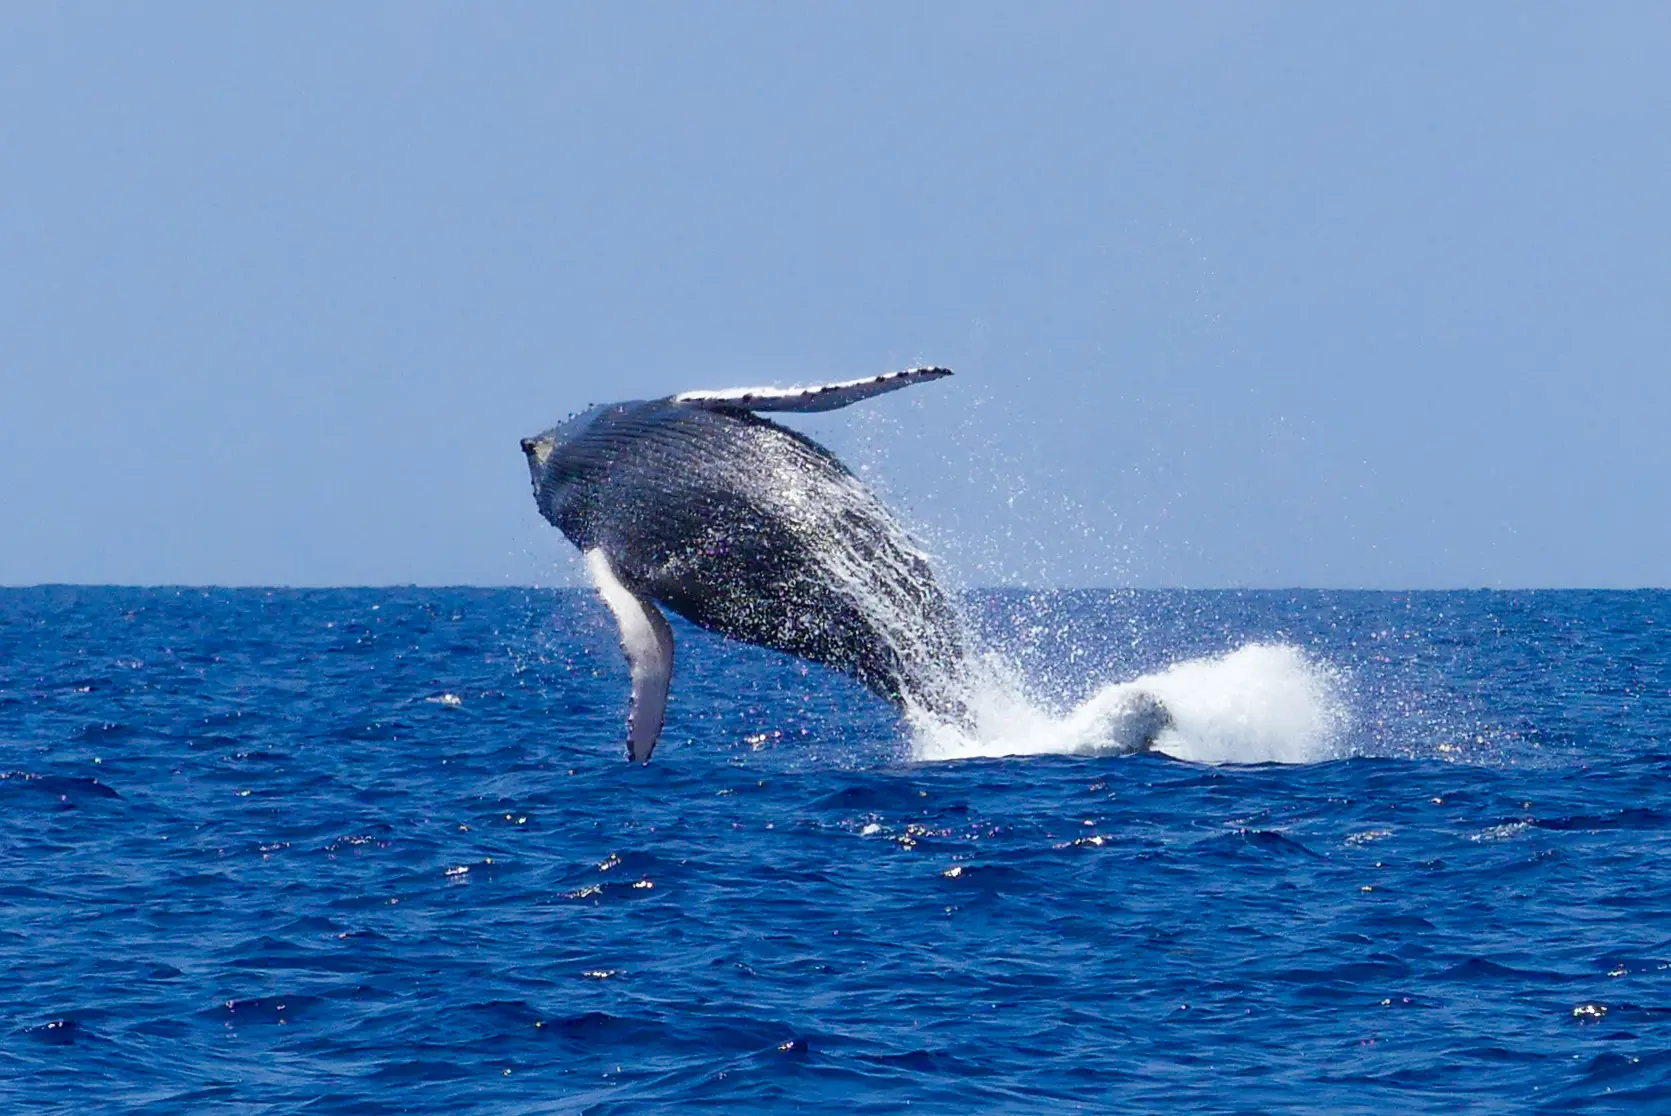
908;641;1349;765
789;483;1353;765
763;411;1351;766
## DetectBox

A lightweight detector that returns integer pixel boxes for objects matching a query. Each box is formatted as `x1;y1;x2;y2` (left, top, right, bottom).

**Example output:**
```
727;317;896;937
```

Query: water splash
786;395;1351;766
763;434;1351;768
909;641;1349;766
626;404;1355;769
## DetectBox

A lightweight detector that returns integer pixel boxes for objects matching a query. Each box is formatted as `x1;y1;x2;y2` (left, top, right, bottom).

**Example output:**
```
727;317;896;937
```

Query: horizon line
2;583;1666;594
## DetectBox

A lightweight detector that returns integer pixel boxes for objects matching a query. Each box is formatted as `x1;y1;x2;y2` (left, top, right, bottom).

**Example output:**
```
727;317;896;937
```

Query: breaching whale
522;367;970;762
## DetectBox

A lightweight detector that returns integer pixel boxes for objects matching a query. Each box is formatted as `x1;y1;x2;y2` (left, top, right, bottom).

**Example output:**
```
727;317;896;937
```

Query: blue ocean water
2;586;1668;1112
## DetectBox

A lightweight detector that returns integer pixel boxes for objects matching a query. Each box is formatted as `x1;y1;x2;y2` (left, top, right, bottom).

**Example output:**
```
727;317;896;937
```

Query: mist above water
791;404;1352;767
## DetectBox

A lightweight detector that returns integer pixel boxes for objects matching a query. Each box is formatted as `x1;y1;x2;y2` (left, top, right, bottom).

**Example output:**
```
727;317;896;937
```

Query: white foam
911;642;1348;766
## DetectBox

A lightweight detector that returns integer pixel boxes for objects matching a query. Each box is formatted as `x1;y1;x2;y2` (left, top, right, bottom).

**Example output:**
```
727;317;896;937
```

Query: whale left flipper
585;548;674;763
673;366;951;413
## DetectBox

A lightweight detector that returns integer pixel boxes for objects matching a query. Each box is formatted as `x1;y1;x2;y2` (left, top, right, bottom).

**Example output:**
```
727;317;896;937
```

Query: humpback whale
522;367;970;762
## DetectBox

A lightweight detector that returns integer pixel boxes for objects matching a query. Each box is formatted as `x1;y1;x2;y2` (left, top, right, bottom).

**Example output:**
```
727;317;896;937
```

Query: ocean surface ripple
2;587;1669;1113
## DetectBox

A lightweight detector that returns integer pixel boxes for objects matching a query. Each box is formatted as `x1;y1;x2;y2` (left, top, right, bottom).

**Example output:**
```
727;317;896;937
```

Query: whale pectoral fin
673;366;951;413
585;548;674;763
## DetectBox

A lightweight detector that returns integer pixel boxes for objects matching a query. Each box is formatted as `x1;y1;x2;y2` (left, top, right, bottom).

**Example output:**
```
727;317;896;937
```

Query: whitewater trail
910;642;1350;765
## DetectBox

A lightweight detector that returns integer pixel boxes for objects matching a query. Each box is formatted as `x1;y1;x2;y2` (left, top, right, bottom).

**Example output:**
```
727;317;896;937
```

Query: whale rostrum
522;367;969;762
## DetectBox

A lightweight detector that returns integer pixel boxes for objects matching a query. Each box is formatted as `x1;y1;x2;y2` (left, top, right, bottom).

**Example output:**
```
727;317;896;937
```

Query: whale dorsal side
672;367;951;413
585;547;674;763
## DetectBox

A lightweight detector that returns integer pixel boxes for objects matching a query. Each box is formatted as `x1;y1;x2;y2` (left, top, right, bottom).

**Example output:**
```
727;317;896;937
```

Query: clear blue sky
3;3;1666;588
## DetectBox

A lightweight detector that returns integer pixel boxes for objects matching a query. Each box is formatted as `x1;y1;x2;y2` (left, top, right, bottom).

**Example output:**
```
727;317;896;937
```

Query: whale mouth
521;435;558;494
521;435;558;473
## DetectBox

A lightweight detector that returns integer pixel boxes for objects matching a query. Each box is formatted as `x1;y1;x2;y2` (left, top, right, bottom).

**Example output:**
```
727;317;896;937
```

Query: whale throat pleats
585;548;674;763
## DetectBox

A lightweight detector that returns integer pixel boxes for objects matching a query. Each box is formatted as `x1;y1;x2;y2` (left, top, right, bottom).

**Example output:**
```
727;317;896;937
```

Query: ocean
2;586;1667;1112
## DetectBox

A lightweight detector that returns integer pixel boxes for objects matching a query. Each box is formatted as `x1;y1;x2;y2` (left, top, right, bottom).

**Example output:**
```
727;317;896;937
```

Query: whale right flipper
585;548;674;763
673;367;951;413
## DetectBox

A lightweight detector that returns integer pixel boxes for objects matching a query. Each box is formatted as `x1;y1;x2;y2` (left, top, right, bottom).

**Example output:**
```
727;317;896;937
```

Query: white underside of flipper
585;548;674;763
673;366;951;413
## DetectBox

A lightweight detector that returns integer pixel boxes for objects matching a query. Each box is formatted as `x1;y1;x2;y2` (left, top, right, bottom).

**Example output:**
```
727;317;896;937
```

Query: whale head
523;405;592;468
520;403;625;490
522;400;664;542
519;431;558;482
